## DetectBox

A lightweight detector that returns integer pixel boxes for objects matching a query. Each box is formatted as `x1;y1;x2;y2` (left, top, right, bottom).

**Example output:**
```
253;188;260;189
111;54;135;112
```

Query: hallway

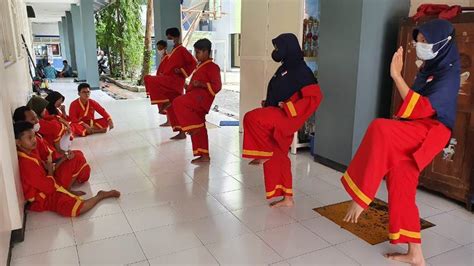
9;81;474;265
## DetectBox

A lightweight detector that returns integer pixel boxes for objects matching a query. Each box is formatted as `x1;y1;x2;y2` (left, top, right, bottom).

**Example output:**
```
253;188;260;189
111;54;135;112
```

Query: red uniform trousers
167;92;210;156
147;75;185;113
242;84;323;199
55;150;90;188
341;118;451;244
29;191;83;217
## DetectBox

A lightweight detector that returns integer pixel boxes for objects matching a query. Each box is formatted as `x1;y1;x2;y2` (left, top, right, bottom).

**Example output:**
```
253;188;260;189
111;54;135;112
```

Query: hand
278;102;285;108
108;120;114;130
66;151;75;160
390;46;404;79
45;155;55;174
59;105;66;114
261;100;266;107
84;124;93;134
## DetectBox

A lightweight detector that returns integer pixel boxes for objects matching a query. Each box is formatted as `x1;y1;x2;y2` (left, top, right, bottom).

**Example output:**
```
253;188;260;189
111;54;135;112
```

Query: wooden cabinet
391;14;474;209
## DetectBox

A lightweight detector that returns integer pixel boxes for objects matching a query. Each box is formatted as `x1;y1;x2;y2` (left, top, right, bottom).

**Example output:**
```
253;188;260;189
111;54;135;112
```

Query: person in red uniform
148;28;197;119
14;121;120;217
341;19;460;266
27;96;70;154
13;106;91;189
45;91;85;137
167;38;222;163
144;40;172;127
145;40;167;98
69;83;114;135
242;33;323;208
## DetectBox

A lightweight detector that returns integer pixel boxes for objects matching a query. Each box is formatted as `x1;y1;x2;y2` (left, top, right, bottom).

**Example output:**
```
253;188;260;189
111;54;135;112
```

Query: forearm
392;75;410;100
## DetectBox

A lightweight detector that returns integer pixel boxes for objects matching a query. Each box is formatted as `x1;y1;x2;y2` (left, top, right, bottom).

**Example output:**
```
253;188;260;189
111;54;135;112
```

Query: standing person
144;40;168;99
241;33;323;207
167;39;222;163
341;19;460;266
148;28;197;120
69;83;114;135
14;121;120;217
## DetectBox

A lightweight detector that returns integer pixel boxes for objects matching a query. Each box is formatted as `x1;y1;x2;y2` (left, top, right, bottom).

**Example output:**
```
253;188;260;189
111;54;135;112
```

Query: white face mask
415;36;452;61
33;123;41;132
167;39;175;48
158;49;165;57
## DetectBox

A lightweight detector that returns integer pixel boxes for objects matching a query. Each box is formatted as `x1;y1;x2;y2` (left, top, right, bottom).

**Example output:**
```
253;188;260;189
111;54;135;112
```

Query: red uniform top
35;133;62;161
17;150;76;203
394;89;449;170
160;45;197;85
69;98;112;127
156;55;169;75
186;59;222;111
38;118;67;145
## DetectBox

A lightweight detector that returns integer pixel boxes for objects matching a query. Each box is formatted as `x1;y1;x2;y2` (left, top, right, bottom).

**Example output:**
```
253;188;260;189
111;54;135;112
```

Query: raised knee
367;118;390;135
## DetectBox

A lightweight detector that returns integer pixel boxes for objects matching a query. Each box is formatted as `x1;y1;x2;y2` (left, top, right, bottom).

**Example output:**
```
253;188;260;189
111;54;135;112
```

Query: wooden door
392;15;474;206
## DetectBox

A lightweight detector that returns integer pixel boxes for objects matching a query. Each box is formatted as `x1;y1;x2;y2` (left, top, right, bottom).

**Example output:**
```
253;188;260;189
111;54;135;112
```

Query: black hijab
412;19;460;129
45;91;65;116
265;33;317;107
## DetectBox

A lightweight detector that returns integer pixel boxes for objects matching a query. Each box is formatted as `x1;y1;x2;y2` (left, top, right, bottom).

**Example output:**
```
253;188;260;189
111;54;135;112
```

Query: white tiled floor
11;81;474;265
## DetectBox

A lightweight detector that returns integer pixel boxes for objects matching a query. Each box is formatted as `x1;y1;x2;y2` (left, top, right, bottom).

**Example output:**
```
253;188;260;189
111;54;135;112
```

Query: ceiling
25;0;111;23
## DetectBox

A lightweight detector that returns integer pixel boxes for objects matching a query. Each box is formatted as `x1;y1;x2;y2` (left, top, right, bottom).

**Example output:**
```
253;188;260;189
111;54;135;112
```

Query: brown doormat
313;198;435;245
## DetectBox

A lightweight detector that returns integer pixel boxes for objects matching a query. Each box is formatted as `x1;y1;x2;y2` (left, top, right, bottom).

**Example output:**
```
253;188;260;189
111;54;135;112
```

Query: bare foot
92;128;107;134
249;159;264;165
97;190;121;199
343;200;364;223
270;196;294;208
191;155;210;164
170;132;186;140
70;190;86;196
385;243;425;266
160;121;171;127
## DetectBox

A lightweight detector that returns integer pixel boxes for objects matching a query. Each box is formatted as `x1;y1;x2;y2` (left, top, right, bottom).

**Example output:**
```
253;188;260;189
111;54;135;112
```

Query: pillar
65;11;77;71
60;16;71;66
71;4;87;81
153;0;181;66
80;0;100;89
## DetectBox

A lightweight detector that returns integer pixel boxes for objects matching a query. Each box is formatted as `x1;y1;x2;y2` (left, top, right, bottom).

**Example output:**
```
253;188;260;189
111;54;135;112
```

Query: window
0;0;17;63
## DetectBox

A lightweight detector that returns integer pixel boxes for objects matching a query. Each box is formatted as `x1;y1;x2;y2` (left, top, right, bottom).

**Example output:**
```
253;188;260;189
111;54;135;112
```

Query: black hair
193;38;212;53
13;106;31;123
63;60;68;64
14;121;34;140
156;40;167;48
78;83;90;93
165;27;181;38
45;91;65;115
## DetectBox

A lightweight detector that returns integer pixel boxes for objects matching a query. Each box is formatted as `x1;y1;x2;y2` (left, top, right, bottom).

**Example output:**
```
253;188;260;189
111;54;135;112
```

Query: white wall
239;0;304;125
32;22;60;36
0;0;34;264
409;0;474;15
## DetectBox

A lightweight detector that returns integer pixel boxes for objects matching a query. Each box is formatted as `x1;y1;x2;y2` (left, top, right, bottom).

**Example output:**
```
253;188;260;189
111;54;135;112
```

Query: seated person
27;96;71;154
14;121;120;217
43;62;57;81
58;60;73;77
69;83;114;135
13;106;90;188
166;39;222;163
45;91;86;137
